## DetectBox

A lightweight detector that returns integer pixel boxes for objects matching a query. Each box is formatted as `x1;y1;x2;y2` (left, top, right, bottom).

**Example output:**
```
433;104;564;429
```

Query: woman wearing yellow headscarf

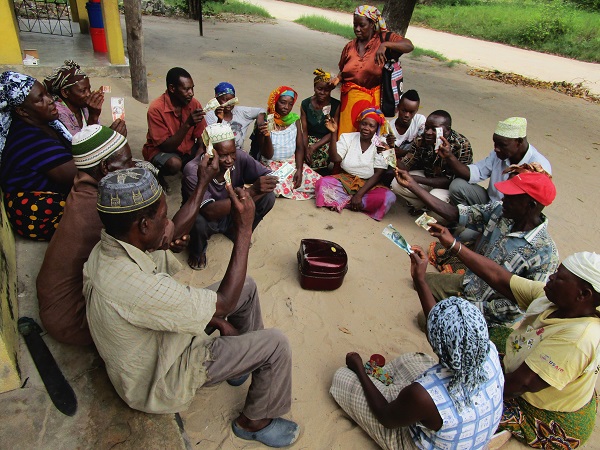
333;5;414;136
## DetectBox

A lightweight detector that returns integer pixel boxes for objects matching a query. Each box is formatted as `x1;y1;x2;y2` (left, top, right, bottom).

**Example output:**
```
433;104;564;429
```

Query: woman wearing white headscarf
0;71;76;240
330;246;504;449
428;221;600;449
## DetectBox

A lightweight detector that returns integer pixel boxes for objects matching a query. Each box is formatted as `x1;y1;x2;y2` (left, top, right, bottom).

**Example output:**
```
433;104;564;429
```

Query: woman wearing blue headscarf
0;71;76;240
204;82;266;152
330;245;505;449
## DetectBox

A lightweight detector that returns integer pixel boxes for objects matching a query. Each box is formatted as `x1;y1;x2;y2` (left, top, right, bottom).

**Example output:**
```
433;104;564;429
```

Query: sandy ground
247;0;600;96
36;14;600;449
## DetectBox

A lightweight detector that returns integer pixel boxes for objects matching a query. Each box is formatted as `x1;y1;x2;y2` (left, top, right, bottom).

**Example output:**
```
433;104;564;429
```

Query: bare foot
187;253;207;270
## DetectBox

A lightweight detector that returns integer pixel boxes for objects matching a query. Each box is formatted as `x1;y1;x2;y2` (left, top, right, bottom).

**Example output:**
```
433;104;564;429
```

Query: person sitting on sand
84;167;299;448
204;82;266;152
300;69;341;175
43;59;125;137
379;89;425;186
36;125;201;345
142;67;206;180
0;71;76;241
426;221;600;449
391;110;472;215
183;123;277;270
256;85;321;200
445;117;551;206
315;107;395;221
330;278;504;449
394;166;559;326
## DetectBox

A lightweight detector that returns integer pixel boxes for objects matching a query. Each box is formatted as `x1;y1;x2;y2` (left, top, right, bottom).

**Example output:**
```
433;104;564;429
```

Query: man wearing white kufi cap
429;240;600;448
438;116;552;206
183;122;277;270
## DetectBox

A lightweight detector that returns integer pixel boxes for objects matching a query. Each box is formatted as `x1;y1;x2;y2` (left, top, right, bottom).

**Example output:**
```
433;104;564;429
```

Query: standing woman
257;86;320;200
0;71;76;240
315;108;395;221
334;5;413;136
300;69;341;175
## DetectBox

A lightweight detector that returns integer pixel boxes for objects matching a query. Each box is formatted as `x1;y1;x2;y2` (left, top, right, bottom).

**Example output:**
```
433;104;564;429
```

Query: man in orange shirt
142;67;206;179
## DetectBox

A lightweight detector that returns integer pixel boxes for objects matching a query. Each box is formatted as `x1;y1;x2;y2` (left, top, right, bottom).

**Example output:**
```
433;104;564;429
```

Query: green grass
295;15;355;39
203;0;273;18
277;0;364;13
294;15;464;67
283;0;599;62
411;2;599;62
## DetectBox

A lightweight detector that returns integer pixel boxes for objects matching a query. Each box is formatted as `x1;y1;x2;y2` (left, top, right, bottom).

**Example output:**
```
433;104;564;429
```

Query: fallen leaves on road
468;69;600;104
338;326;351;334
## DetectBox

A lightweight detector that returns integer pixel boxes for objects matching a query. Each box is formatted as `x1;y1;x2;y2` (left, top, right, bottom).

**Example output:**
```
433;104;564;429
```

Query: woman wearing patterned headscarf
333;5;413;136
0;71;76;240
300;69;341;174
44;60;109;136
204;82;266;152
330;247;504;449
255;86;321;200
314;107;396;220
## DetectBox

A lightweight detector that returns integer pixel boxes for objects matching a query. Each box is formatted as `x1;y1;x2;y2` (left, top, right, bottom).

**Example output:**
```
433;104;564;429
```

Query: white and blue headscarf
427;296;490;410
0;71;35;157
0;71;71;159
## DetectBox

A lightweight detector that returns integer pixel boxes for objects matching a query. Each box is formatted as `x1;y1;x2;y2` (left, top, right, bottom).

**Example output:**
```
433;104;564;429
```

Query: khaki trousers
203;277;292;421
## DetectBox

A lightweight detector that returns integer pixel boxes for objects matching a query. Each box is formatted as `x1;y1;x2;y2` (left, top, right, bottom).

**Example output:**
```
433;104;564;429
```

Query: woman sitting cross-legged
0;71;76;240
256;85;320;200
428;222;600;449
300;69;340;175
330;246;504;449
315;107;395;220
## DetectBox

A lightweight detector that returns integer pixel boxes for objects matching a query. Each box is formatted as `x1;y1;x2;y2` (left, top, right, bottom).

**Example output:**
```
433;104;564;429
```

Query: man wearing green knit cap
438;116;552;206
84;167;300;448
36;124;217;346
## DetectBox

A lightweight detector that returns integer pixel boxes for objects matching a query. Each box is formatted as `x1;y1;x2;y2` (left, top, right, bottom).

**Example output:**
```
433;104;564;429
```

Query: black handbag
380;32;404;118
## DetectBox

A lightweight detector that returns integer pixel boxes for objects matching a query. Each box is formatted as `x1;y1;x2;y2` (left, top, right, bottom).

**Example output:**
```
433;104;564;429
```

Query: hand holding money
415;212;437;231
428;223;455;249
197;149;219;187
436;136;452;159
409;245;428;281
187;108;205;127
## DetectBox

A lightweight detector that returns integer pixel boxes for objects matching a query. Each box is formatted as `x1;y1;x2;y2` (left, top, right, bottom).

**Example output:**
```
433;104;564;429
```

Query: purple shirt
182;150;271;207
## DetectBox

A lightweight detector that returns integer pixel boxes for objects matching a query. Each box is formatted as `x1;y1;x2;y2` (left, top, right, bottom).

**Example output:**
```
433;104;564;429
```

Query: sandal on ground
188;253;207;271
232;418;300;448
226;373;250;386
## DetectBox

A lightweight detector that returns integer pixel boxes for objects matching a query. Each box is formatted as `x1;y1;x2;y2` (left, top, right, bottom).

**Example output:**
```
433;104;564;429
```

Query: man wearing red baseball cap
394;166;559;326
494;171;556;206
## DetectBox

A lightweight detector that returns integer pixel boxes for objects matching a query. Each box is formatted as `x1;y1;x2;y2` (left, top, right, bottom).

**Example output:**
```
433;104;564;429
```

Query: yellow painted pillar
101;0;125;65
75;0;89;34
0;0;23;64
0;189;20;394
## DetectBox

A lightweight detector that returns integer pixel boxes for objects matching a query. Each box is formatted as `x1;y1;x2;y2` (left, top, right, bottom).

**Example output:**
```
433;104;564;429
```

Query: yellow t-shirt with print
504;275;600;412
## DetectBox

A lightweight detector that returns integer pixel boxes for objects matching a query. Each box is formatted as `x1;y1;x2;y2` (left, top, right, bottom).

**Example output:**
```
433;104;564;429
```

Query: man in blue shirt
436;117;551;206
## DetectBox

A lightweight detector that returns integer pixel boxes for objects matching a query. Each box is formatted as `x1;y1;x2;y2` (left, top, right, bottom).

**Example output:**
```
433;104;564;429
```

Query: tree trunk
383;0;418;36
123;0;149;103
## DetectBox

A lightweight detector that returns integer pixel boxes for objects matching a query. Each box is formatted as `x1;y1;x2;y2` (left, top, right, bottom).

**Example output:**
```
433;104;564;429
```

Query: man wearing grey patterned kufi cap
84;158;299;448
97;167;162;214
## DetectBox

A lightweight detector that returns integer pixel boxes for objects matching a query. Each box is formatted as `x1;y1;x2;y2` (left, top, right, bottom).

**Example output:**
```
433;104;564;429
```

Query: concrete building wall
0;189;20;393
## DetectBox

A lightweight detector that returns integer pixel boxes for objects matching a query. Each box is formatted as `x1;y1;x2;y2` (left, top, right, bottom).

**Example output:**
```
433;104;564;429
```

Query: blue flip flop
232;418;299;448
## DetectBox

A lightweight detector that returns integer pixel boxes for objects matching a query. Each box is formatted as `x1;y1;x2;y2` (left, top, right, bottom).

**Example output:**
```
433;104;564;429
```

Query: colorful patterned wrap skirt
4;191;66;241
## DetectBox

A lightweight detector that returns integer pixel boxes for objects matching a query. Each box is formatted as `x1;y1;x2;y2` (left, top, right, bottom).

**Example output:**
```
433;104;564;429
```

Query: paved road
250;0;600;95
